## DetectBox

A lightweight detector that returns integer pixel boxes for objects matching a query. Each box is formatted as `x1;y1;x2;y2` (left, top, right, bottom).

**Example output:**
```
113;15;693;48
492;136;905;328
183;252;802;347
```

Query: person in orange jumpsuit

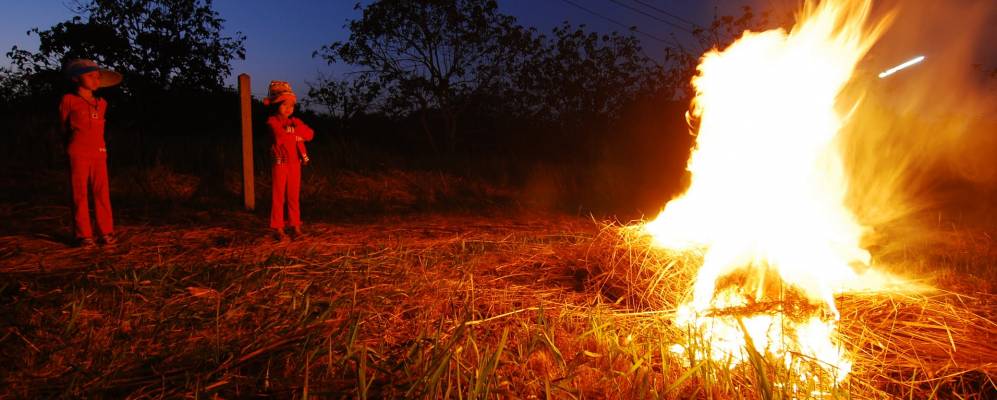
60;59;122;248
263;81;314;240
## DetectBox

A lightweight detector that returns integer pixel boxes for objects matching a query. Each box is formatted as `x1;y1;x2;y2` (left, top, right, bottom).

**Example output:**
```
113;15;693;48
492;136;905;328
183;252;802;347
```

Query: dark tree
0;67;29;106
509;23;667;127
7;0;245;94
308;74;382;120
314;0;527;153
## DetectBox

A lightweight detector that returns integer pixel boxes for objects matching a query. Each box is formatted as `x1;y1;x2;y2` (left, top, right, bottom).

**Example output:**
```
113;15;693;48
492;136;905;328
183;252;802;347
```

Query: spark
878;55;925;79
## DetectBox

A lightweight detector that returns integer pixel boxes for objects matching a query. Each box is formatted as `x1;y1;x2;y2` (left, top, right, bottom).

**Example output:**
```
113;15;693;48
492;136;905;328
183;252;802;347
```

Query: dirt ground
1;169;994;398
0;172;610;397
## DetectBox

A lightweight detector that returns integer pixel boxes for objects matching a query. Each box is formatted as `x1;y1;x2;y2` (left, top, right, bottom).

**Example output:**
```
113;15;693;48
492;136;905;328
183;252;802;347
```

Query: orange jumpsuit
268;115;314;229
60;94;113;240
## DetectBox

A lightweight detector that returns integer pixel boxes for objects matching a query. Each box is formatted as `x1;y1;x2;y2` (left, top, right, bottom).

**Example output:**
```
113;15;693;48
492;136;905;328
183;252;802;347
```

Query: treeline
0;0;772;213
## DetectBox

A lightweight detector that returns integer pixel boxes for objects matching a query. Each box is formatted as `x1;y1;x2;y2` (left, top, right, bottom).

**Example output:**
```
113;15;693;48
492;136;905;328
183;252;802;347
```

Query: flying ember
878;55;926;79
644;0;894;383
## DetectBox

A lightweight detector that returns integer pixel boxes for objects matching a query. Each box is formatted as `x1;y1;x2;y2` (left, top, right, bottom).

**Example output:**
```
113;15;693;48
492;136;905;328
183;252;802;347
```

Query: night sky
0;0;790;97
1;0;993;101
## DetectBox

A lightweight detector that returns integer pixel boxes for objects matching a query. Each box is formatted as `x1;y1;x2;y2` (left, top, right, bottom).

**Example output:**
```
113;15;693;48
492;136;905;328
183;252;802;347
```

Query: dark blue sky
2;0;993;100
0;0;781;97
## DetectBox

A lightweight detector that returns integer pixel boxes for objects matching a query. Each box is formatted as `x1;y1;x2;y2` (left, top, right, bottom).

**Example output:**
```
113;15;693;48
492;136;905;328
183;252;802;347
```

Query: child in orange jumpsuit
60;59;122;247
263;81;314;240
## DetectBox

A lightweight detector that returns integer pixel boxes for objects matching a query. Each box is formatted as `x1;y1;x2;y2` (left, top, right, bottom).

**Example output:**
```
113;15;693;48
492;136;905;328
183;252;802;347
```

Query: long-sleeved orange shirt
60;93;108;158
267;115;314;164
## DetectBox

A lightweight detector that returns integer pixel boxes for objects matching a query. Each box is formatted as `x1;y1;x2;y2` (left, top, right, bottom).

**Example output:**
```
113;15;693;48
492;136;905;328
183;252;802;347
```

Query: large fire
645;0;895;383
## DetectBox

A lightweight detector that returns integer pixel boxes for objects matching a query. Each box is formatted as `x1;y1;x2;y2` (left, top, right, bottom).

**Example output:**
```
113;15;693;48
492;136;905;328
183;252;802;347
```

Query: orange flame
645;0;894;382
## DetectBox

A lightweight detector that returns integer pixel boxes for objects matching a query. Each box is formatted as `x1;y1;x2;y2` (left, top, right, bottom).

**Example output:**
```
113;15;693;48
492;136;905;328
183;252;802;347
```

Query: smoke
839;0;997;236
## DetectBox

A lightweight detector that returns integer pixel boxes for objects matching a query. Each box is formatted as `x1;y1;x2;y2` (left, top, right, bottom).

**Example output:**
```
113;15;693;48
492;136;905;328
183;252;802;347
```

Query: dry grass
114;165;202;202
587;219;997;399
0;202;994;398
228;169;518;214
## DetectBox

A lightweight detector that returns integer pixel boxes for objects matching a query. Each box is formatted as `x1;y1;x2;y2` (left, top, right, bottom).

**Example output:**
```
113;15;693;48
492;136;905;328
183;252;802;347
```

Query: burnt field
0;169;994;399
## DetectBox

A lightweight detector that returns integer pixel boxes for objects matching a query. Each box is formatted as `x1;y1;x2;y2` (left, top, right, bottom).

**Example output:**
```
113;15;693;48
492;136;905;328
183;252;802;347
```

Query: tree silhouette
308;74;382;120
7;0;245;95
315;0;527;153
508;23;666;127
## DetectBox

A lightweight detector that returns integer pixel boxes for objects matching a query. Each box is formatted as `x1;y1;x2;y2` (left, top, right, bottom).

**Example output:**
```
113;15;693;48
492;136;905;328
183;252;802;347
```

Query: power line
631;0;701;29
554;0;671;44
606;0;696;35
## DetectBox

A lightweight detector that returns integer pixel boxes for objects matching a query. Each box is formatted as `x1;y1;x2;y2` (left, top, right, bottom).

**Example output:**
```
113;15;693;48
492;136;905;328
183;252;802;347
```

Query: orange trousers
69;155;113;239
270;161;302;229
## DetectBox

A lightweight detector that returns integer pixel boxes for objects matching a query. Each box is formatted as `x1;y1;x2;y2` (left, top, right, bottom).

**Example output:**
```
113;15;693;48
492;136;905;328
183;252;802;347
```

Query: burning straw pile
583;0;997;397
584;222;996;399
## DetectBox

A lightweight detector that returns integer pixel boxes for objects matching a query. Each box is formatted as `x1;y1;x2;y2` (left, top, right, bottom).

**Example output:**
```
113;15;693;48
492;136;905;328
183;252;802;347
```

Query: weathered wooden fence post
238;73;255;210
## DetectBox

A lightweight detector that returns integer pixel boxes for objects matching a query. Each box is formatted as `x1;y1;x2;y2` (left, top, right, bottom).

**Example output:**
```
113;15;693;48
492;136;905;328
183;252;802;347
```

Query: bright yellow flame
646;0;893;382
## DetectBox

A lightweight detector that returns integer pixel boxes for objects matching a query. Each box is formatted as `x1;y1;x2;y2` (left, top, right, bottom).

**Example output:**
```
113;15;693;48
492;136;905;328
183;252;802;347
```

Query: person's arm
266;116;292;163
267;116;295;141
59;95;72;133
291;117;314;142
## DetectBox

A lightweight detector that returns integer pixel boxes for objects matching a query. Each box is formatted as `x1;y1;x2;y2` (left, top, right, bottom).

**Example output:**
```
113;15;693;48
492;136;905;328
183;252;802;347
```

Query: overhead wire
630;0;702;29
554;0;672;44
606;0;697;35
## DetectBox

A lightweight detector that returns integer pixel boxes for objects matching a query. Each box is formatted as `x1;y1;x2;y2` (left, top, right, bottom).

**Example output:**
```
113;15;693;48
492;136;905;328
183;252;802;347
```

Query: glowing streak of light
878;55;925;78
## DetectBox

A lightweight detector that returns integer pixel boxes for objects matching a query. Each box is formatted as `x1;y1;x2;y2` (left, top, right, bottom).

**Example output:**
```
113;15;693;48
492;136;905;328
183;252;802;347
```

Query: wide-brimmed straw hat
263;80;296;106
62;58;122;88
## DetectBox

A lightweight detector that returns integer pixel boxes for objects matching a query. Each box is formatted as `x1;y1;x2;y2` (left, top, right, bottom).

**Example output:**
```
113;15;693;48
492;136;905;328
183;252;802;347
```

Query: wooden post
238;73;255;210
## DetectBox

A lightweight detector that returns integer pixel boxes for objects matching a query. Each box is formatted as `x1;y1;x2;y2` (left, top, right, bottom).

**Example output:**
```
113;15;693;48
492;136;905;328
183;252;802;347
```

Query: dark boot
273;228;289;242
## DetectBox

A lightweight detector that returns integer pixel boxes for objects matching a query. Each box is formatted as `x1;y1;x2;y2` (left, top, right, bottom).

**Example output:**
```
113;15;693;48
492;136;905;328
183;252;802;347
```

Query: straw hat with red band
62;59;122;88
263;80;297;106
